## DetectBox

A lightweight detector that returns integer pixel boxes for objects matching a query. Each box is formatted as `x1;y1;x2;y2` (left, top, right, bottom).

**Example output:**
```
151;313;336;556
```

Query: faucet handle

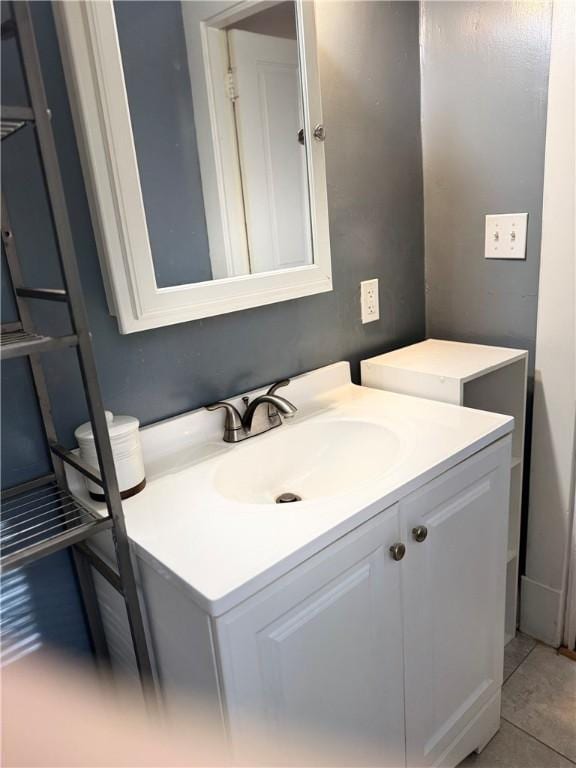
205;401;243;433
266;379;290;397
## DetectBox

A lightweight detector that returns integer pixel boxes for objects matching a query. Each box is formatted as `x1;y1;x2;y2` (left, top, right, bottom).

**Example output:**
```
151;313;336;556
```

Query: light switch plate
361;279;379;323
485;213;528;260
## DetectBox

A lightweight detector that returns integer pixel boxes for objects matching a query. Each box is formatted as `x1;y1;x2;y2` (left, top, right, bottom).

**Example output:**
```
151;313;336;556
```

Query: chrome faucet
206;379;297;443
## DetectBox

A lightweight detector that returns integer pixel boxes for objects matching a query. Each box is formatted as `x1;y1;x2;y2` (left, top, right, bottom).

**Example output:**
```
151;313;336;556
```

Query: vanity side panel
87;530;159;688
92;569;141;683
137;558;225;730
88;533;224;732
463;357;527;643
462;357;527;462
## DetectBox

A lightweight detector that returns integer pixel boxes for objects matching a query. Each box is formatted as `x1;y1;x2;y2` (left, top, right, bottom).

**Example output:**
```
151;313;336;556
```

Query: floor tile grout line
503;638;539;686
500;716;576;765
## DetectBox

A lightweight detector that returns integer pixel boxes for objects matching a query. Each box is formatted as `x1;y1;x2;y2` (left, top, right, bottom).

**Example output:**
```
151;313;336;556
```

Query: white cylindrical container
75;411;146;500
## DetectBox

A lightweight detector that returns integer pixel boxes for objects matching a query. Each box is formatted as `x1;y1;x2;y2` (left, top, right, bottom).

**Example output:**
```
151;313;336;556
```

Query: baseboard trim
520;575;564;646
558;646;576;662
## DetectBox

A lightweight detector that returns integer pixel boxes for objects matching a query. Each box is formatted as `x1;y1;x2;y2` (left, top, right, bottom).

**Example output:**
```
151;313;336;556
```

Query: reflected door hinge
226;70;238;101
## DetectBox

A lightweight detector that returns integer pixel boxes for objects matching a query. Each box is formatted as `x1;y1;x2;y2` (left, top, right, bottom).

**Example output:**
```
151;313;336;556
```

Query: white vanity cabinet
216;504;406;766
401;443;508;767
195;438;508;766
87;434;511;766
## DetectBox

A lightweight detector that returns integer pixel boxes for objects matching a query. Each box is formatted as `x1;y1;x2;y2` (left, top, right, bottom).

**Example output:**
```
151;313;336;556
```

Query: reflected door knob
389;542;406;561
412;525;428;543
313;124;326;142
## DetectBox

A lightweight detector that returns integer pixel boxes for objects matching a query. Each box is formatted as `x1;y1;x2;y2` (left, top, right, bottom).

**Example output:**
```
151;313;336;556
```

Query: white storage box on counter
75;411;146;500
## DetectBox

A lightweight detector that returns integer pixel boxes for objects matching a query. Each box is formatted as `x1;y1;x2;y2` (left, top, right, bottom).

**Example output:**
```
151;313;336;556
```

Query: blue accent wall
1;1;425;657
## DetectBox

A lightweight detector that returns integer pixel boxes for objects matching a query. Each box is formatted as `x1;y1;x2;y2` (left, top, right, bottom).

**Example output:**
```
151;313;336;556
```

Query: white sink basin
214;419;402;504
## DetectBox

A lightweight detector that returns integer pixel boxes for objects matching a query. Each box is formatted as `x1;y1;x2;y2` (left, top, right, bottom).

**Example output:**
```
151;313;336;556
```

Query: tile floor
460;634;576;767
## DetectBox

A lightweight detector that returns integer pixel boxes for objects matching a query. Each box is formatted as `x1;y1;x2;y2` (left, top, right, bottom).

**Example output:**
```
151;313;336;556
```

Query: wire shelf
1;482;110;570
1;118;27;141
1;106;34;141
1;328;44;348
0;328;78;360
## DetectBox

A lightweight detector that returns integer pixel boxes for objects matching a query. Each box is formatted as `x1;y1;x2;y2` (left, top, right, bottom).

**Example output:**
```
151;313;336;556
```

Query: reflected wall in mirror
55;1;331;333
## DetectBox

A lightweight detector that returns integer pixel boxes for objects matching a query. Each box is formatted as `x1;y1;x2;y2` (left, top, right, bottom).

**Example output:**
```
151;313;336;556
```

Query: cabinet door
216;507;405;766
401;440;510;767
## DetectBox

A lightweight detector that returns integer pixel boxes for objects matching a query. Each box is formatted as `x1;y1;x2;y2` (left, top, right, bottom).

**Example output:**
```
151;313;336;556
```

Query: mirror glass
114;1;313;288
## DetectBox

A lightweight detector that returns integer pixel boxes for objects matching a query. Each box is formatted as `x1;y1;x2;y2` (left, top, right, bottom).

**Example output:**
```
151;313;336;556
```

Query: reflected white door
228;29;312;273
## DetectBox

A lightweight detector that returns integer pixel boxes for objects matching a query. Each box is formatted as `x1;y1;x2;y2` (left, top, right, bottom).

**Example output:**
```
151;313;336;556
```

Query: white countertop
69;362;513;617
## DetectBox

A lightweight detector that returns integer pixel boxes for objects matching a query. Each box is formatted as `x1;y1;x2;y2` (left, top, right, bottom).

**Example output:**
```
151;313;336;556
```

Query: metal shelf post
1;1;155;703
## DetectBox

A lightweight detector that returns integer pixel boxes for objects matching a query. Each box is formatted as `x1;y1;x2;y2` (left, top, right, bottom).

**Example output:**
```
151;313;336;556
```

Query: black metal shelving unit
1;2;154;699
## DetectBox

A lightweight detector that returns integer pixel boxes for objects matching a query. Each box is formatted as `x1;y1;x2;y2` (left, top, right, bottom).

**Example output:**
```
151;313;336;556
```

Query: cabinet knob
389;542;406;561
412;525;428;543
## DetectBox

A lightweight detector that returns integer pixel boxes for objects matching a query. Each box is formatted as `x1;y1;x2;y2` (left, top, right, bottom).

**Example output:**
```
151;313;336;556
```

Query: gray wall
1;1;424;656
421;1;552;376
420;0;552;571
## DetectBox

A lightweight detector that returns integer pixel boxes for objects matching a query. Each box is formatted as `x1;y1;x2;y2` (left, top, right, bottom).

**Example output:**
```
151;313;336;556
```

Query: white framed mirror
54;0;331;334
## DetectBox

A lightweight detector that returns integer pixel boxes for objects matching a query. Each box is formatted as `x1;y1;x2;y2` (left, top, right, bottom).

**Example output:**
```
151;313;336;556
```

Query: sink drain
275;492;302;504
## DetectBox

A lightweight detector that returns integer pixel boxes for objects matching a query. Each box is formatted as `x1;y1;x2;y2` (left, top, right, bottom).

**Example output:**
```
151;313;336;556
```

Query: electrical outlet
361;279;379;323
485;213;528;260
